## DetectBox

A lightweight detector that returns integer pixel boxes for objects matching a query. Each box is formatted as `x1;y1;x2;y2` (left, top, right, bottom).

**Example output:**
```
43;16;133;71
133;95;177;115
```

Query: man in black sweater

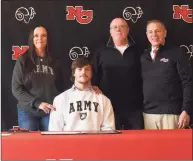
141;19;192;129
92;18;144;130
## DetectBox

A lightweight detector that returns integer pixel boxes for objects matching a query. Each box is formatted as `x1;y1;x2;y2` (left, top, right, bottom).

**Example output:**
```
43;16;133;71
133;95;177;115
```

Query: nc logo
15;7;36;24
173;5;193;23
66;6;93;24
123;7;143;23
12;46;29;60
180;45;193;60
69;46;90;60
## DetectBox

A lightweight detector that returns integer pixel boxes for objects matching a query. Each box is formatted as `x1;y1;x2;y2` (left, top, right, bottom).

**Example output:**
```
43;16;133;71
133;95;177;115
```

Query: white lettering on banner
69;46;90;60
15;7;36;24
123;7;143;23
180;45;193;60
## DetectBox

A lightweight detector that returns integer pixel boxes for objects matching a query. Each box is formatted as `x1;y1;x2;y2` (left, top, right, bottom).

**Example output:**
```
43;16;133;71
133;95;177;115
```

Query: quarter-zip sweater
92;43;143;111
141;45;193;115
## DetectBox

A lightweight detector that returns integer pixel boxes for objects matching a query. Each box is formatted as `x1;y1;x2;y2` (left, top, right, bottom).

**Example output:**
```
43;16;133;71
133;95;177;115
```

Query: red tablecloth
1;129;192;160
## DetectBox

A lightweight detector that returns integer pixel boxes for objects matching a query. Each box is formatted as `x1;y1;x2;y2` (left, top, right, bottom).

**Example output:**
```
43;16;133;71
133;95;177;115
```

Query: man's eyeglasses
110;25;128;30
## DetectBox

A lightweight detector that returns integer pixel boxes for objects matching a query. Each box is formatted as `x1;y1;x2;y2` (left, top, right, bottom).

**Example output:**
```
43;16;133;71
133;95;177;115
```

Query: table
1;129;192;160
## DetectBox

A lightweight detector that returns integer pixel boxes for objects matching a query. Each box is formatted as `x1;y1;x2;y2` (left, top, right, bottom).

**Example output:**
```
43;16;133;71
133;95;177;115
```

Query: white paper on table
41;131;82;135
1;133;13;136
41;130;121;135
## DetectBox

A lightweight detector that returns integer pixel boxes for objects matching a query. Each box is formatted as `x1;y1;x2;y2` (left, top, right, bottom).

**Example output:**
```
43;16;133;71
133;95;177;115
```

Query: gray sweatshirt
12;52;64;117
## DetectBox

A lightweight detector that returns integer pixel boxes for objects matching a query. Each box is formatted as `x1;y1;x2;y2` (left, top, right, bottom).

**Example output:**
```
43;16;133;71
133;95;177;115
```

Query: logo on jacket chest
160;58;169;62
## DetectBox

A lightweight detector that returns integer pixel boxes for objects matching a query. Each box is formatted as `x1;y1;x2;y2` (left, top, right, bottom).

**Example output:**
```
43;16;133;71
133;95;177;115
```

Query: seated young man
49;57;115;131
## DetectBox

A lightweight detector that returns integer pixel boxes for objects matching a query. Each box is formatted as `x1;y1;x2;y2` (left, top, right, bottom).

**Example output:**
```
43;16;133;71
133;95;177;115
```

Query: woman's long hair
28;25;52;64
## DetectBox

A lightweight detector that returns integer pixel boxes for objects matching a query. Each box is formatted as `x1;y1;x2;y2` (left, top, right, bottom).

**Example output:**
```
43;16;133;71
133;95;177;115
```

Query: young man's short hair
70;56;93;82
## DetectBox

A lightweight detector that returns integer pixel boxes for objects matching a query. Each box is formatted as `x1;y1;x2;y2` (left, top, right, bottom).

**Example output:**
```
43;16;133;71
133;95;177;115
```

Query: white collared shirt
71;84;93;92
150;46;159;60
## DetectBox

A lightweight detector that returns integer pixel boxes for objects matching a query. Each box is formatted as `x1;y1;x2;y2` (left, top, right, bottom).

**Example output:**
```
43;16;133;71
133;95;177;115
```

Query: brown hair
70;56;93;82
28;25;52;64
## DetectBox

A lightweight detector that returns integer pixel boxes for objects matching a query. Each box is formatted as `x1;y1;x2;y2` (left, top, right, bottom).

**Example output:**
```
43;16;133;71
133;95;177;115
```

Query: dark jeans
18;108;50;131
114;108;144;130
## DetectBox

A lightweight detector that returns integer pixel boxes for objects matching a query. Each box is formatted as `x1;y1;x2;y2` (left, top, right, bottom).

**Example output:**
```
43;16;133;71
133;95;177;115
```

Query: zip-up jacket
92;37;143;111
